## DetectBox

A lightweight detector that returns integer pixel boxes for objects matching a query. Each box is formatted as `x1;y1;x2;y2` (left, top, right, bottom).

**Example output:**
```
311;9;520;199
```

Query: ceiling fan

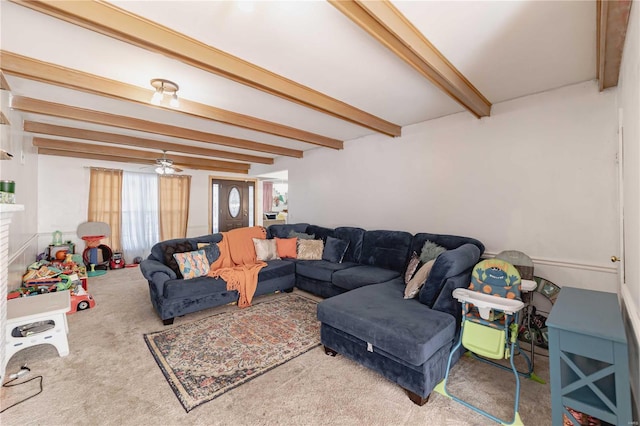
149;151;182;174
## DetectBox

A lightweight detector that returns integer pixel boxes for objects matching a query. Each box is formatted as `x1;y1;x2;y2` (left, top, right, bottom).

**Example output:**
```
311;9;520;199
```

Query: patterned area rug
144;294;320;412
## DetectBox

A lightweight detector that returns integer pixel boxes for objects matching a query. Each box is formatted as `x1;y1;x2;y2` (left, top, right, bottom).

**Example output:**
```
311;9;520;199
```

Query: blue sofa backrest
148;233;223;262
410;233;485;255
267;223;310;239
334;227;366;263
306;225;335;242
360;230;413;273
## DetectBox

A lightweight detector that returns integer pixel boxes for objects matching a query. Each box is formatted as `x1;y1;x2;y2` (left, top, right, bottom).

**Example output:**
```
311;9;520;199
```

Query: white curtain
121;171;159;262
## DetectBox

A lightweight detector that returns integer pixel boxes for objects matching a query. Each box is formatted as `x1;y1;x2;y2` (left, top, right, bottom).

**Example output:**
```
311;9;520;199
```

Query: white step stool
4;290;71;372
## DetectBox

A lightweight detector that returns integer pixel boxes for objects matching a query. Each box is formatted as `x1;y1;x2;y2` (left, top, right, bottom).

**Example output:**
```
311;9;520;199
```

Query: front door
211;179;255;232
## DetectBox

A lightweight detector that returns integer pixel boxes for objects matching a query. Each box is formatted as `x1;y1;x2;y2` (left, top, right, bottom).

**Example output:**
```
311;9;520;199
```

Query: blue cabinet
547;287;632;425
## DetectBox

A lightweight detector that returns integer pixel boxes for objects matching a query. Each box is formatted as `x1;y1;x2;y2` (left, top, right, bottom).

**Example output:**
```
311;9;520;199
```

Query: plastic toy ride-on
110;252;125;269
77;221;113;277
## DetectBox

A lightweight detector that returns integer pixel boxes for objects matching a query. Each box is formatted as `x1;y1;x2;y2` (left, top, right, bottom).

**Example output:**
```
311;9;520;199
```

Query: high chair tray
452;288;524;314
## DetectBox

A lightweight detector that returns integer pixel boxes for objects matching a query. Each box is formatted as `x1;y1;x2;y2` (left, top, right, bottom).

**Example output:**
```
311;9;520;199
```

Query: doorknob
611;256;620;262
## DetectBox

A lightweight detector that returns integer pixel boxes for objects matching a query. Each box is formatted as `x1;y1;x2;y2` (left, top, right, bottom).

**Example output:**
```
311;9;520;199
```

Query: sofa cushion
297;239;324;260
334;227;365;263
317;281;457;366
172;249;210;279
404;251;420;284
197;242;221;264
160;240;196;278
192;233;224;246
259;259;296;281
275;237;297;259
360;230;412;272
287;231;315;240
322;236;349;263
306;225;335;242
332;265;401;291
296;260;359;282
164;275;229;299
253;238;280;261
411;233;484;254
419;240;447;263
404;259;435;299
419;243;482;307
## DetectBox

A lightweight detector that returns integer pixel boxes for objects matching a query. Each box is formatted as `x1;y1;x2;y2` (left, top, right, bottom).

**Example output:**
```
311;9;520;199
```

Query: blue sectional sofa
140;223;483;404
140;231;296;325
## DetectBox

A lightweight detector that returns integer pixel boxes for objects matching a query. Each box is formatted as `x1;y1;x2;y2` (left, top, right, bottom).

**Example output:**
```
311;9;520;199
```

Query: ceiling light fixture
155;150;177;175
150;78;180;107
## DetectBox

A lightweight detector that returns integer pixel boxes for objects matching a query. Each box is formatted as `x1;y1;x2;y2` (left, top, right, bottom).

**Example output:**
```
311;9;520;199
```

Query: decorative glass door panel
211;179;254;232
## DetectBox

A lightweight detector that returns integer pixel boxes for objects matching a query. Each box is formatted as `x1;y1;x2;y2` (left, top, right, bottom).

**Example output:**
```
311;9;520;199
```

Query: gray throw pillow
288;230;316;240
420;241;446;264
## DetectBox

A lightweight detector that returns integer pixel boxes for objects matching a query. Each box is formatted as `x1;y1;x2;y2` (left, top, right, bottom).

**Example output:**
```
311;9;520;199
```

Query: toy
110;251;125;269
68;286;96;313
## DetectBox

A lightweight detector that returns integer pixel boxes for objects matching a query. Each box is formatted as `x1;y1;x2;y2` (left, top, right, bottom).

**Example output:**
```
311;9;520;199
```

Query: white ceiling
0;0;598;169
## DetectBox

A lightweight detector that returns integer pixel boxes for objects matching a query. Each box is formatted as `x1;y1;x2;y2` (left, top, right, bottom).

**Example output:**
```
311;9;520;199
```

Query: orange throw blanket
208;226;267;308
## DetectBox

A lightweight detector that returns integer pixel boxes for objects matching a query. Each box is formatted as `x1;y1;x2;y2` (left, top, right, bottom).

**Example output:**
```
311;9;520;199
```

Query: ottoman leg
405;389;430;406
162;318;174;326
323;346;338;357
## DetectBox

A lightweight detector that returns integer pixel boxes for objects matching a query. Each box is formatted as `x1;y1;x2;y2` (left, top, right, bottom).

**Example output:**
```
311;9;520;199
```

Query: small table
547;287;632;425
4;291;71;371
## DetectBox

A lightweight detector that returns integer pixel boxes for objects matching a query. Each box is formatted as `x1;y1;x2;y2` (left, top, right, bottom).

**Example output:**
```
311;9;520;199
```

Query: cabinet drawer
556;329;614;363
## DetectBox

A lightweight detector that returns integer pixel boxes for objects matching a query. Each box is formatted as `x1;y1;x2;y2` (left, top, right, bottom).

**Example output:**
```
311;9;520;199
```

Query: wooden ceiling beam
9;1;401;137
33;138;249;173
24;121;272;165
329;0;491;118
12;97;304;158
0;71;10;91
38;148;248;174
596;0;632;91
0;51;342;150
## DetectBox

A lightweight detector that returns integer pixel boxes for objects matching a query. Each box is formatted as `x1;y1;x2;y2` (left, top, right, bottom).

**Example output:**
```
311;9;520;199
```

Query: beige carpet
1;267;551;425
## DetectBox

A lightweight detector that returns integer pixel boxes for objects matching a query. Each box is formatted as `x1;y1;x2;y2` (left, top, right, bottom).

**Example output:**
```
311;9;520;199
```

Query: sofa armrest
140;258;177;282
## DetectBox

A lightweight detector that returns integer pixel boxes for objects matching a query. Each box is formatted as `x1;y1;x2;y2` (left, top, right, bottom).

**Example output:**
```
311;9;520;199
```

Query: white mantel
1;203;24;381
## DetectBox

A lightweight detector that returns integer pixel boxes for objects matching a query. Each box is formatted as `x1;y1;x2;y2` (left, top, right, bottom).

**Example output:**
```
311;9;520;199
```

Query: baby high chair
435;259;531;425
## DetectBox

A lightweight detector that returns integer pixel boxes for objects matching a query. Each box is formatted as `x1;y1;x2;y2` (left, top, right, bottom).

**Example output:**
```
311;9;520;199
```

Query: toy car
68;291;96;313
110;251;125;269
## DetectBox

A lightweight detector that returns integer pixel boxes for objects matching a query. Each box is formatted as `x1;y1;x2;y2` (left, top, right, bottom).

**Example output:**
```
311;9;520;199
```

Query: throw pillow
404;251;420;285
288;230;315;240
253;238;280;261
420;241;446;264
404;259;436;299
275;237;297;259
162;241;194;278
322;236;349;263
172;249;210;280
197;242;220;264
297;239;324;260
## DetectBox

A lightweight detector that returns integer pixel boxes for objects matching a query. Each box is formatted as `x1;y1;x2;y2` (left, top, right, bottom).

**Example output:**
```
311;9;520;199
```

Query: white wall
37;154;254;258
0;93;40;285
261;81;619;293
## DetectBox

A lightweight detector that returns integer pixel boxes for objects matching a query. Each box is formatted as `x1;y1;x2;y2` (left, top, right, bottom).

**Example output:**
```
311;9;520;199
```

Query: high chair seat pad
318;281;457;366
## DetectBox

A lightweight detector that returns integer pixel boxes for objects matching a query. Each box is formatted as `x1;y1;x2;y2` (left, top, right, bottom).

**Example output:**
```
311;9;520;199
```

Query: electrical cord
1;367;44;413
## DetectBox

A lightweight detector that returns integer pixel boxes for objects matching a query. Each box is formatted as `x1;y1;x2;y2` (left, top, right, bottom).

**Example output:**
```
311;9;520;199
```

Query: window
121;171;159;260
